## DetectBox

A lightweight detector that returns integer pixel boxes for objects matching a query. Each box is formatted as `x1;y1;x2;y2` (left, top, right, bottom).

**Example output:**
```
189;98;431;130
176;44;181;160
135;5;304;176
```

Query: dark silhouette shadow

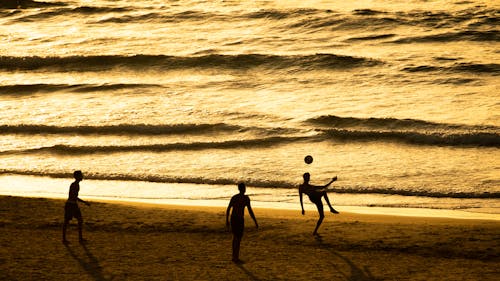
316;239;377;281
235;263;261;281
64;243;111;281
329;251;376;281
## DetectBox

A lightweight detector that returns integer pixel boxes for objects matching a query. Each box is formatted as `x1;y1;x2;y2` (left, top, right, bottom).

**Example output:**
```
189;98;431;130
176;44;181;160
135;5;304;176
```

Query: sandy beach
1;195;499;280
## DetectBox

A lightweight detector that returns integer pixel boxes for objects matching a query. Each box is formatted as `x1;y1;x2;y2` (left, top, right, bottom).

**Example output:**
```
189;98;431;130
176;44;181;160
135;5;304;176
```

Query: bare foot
330;209;339;214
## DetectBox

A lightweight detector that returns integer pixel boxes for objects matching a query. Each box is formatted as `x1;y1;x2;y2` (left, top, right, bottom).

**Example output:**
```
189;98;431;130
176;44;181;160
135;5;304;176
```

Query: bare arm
307;176;337;191
226;199;233;227
78;197;90;206
247;199;258;229
299;187;305;215
322;176;337;188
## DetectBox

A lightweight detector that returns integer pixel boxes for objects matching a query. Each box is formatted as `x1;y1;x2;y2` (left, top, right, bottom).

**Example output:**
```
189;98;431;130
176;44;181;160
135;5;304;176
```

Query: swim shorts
64;202;82;221
231;215;244;238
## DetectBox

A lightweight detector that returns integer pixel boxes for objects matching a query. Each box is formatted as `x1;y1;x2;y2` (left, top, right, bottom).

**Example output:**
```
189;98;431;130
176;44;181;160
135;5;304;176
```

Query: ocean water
0;0;499;216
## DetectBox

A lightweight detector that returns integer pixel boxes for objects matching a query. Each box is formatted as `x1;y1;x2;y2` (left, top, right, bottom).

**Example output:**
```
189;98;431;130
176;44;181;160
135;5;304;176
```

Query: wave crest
308;115;500;147
322;129;500;147
391;30;500;43
4;136;309;155
308;115;499;131
0;123;241;135
0;54;380;72
402;62;500;75
0;83;162;95
0;0;65;9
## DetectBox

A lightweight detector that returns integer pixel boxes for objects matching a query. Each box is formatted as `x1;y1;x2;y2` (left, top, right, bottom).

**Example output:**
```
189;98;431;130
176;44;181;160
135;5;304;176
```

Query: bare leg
323;191;339;214
78;218;85;242
232;236;242;262
62;220;69;243
313;202;325;235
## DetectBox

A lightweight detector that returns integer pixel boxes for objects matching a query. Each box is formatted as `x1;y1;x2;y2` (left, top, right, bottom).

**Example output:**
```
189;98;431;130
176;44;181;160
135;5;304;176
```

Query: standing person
62;170;90;243
226;183;258;263
299;172;339;236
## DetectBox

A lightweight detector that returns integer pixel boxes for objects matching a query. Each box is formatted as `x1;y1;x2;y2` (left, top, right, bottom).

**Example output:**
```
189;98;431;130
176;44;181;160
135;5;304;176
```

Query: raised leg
323;192;339;214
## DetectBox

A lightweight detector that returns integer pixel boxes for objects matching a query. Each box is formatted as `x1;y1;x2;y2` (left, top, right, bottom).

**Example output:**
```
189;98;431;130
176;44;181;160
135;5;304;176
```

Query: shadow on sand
315;235;377;281
65;242;111;281
235;262;261;281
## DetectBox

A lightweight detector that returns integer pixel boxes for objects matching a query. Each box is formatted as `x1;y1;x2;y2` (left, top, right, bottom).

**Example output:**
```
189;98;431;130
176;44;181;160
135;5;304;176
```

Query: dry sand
1;195;499;280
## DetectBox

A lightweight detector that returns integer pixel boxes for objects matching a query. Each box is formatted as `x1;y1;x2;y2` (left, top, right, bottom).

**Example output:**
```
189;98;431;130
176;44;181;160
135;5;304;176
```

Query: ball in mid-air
304;155;313;164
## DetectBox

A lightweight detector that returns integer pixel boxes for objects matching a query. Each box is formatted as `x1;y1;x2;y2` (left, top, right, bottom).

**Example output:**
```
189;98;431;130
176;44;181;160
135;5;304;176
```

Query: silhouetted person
299;172;339;235
63;170;90;243
226;183;258;263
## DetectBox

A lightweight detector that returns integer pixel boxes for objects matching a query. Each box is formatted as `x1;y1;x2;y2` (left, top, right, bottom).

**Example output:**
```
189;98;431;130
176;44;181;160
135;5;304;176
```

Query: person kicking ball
299;172;339;236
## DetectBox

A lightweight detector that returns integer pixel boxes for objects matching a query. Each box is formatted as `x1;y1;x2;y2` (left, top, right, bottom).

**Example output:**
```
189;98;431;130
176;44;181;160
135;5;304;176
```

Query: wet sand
1;195;499;280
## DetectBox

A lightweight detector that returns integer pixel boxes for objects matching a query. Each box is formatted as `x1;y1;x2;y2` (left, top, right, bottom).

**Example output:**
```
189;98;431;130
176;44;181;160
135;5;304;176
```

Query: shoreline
1;174;499;221
69;197;500;222
90;198;500;225
1;195;499;280
3;192;500;222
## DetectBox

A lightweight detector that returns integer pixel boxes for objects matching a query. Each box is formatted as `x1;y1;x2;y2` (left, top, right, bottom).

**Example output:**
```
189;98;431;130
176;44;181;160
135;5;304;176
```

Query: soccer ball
304;155;313;164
